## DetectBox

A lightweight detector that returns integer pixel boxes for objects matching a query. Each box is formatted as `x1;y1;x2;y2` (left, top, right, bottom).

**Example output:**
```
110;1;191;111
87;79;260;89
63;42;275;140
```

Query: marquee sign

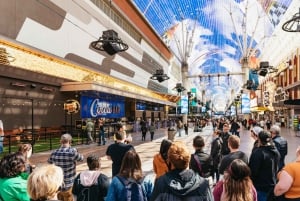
64;99;80;114
80;96;125;118
274;87;289;103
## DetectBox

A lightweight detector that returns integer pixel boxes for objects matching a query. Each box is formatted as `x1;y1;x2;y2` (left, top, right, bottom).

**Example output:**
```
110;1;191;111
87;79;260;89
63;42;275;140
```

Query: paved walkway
30;125;300;178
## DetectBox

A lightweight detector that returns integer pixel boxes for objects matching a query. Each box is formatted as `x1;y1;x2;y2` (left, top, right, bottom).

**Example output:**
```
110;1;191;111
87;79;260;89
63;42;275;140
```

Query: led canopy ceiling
132;0;293;112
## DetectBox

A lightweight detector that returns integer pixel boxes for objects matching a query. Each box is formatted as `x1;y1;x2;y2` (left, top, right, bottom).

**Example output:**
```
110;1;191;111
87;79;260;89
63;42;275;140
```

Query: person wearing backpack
270;124;288;170
150;141;213;201
210;129;222;184
72;154;110;201
189;135;213;178
220;123;232;156
106;150;153;201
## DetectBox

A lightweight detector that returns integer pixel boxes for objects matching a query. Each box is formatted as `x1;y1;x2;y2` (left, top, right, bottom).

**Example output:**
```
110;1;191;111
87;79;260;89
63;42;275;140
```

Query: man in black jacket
189;135;212;178
218;135;248;175
220;123;231;156
270;124;288;170
249;131;280;201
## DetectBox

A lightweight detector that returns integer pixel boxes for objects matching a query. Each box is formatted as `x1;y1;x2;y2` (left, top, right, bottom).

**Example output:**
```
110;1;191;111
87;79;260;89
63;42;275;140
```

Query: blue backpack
116;176;147;201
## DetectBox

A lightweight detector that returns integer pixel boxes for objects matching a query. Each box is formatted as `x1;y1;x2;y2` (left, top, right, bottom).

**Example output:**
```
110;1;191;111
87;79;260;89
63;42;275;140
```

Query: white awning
60;81;177;106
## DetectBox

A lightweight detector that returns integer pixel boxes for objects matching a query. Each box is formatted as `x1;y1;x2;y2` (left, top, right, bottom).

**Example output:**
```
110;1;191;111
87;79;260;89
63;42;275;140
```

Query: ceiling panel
132;0;295;111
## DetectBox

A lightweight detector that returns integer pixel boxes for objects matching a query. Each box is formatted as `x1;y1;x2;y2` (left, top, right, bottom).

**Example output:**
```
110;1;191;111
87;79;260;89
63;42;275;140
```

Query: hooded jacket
150;169;213;201
72;170;110;201
249;145;280;192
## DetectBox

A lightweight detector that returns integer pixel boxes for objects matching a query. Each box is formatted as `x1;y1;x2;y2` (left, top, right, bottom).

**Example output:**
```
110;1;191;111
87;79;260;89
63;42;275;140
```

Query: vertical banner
231;105;236;116
242;93;251;114
190;88;197;106
80;96;125;118
181;95;188;114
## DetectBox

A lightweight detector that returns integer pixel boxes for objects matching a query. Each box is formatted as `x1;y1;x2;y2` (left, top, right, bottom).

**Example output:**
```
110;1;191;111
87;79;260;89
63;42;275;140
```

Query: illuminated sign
80;96;125;118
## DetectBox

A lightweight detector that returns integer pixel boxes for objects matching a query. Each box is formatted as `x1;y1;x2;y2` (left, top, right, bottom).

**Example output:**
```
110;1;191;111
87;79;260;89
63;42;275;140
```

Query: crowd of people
0;117;299;201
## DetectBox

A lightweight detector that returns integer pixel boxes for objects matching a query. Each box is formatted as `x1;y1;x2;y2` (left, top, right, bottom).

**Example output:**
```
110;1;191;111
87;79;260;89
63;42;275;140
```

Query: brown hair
168;141;190;170
193;135;205;149
228;135;240;149
87;154;100;170
223;159;253;201
119;150;143;181
18;143;32;161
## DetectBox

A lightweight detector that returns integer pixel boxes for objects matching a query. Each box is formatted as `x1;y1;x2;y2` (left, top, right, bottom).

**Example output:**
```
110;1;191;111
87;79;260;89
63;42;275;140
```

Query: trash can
168;127;176;141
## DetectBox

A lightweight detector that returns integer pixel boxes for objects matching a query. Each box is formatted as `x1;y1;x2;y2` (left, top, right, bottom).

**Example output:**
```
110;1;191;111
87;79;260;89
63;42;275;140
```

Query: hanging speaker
260;61;269;69
259;69;268;76
102;42;121;55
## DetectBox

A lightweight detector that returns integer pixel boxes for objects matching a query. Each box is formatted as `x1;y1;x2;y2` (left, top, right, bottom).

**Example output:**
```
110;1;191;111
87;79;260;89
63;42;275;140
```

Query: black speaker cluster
150;69;170;83
90;30;129;56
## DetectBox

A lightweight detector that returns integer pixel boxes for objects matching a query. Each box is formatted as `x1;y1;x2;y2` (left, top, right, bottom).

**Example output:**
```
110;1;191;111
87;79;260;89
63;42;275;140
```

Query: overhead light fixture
90;29;129;55
150;69;170;82
41;87;55;92
173;83;186;94
10;82;26;87
282;8;300;32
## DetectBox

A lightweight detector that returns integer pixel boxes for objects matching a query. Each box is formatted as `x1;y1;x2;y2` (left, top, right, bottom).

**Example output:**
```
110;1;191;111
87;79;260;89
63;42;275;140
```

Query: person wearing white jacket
72;154;110;201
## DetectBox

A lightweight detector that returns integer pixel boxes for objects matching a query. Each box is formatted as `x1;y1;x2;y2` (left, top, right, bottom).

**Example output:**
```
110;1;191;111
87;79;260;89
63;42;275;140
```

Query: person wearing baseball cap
249;131;280;201
250;126;263;152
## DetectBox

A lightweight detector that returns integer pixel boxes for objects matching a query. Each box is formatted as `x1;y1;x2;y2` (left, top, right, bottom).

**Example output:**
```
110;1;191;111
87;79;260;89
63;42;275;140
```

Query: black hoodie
249;145;280;192
150;169;213;201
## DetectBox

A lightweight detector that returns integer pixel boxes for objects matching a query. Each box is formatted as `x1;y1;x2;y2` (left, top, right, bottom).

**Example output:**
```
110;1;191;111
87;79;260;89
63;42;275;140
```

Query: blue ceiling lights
133;0;292;112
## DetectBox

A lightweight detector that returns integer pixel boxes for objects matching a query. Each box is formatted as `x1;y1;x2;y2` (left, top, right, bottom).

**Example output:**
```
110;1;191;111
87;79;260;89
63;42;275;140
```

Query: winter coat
72;170;110;201
210;137;222;169
249;145;280;192
153;153;170;179
106;174;154;201
150;169;213;201
189;150;213;178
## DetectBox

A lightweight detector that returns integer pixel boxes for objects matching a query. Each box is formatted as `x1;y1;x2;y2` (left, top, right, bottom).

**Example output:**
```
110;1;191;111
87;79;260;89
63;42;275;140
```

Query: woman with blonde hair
27;164;64;201
213;159;257;201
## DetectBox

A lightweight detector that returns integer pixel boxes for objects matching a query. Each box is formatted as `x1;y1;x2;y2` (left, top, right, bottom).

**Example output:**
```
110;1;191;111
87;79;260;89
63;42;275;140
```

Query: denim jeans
99;130;106;145
257;190;267;201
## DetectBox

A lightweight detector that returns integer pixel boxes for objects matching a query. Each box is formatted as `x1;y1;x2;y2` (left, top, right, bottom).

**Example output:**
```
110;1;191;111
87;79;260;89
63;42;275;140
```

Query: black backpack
273;136;288;156
116;176;147;201
220;132;231;155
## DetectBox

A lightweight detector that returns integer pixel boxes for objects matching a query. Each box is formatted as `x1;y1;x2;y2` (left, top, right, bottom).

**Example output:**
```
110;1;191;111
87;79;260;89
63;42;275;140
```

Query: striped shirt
48;146;83;190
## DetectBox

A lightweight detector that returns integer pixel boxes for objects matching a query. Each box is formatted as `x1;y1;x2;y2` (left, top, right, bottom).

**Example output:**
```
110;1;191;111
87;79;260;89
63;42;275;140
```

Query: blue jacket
105;174;154;201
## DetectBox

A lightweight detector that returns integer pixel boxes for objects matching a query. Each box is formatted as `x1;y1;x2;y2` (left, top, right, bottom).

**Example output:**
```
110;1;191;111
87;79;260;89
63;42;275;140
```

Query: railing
0;127;88;155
